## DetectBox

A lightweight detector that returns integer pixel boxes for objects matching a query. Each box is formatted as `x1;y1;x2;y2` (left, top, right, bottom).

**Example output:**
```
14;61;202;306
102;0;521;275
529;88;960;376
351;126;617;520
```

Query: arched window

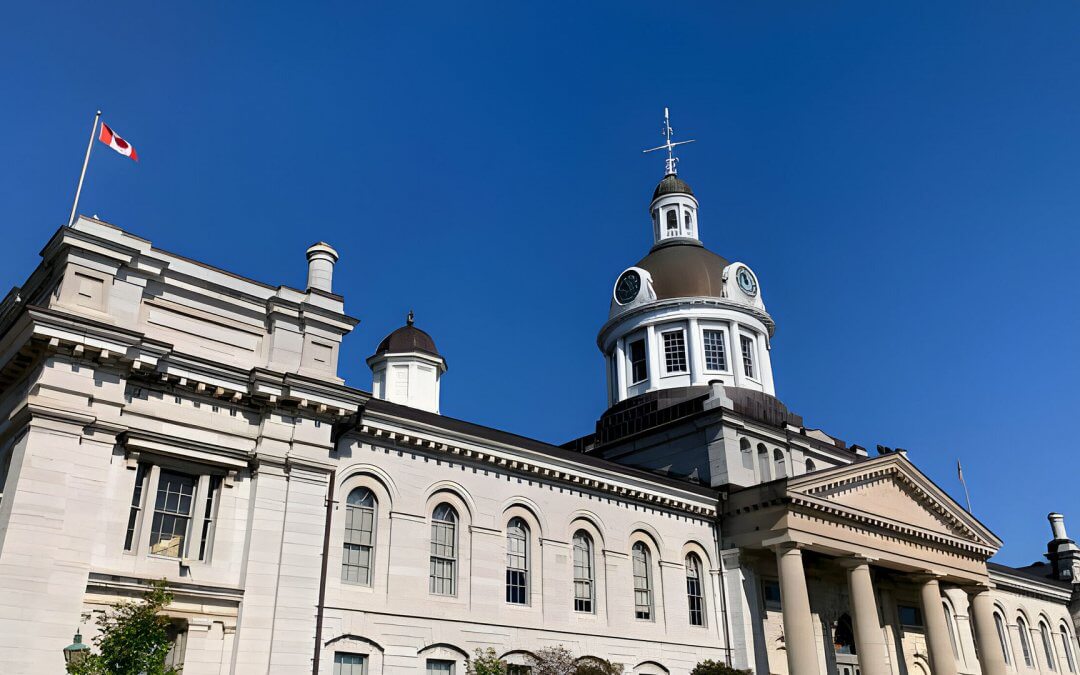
342;487;376;585
684;209;693;235
632;542;653;620
685;554;705;626
572;531;594;613
1062;624;1077;673
430;503;458;595
834;613;856;654
943;601;960;659
506;517;529;605
994;611;1012;665
1041;621;1058;671
666;209;678;235
805;458;817;473
1017;615;1034;667
757;445;771;482
773;448;787;479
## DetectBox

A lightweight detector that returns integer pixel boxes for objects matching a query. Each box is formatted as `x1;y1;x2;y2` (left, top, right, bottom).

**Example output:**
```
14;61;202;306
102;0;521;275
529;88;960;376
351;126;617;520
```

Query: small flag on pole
98;122;138;161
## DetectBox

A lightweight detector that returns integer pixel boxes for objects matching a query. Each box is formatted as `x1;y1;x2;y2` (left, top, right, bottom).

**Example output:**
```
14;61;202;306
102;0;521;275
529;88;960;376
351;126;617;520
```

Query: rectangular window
898;605;924;628
628;338;647;383
762;579;782;611
687;576;705;626
703;329;727;371
124;464;149;551
334;652;367;675
149;470;197;558
740;335;756;379
430;519;457;596
507;667;532;675
198;475;222;560
427;659;455;675
343;500;376;585
662;330;687;374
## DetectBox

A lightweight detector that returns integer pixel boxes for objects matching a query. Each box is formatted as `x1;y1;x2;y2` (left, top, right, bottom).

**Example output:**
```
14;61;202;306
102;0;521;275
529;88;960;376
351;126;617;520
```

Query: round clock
614;269;642;305
736;266;758;296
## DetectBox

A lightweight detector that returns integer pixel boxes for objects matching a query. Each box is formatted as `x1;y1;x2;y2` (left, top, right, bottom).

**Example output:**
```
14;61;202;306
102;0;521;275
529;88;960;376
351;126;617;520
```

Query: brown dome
374;323;441;358
652;174;694;201
635;239;729;300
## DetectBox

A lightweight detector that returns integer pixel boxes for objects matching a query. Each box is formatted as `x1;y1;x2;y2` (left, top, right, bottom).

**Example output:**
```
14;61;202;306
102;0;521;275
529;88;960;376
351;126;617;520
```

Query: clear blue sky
2;2;1078;567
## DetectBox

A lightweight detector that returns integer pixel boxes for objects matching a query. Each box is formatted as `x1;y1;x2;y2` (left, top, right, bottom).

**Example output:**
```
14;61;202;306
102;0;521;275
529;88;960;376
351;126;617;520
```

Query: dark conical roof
374;317;441;358
652;174;694;201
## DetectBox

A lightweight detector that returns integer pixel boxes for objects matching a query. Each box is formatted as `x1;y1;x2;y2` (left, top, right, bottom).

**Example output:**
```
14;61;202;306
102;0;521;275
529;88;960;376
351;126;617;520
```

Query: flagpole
68;110;101;227
958;459;973;514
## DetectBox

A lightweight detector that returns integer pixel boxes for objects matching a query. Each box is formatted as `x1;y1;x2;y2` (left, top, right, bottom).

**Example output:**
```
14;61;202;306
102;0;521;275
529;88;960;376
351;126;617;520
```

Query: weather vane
642;107;695;176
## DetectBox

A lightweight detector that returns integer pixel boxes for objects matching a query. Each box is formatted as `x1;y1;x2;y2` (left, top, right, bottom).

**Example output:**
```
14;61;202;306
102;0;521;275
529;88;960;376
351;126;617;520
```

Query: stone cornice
988;568;1074;603
355;419;717;519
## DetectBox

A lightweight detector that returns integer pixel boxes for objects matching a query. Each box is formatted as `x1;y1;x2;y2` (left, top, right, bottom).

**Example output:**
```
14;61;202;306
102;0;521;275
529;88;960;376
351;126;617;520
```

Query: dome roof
652;174;694;201
374;320;441;358
635;239;729;300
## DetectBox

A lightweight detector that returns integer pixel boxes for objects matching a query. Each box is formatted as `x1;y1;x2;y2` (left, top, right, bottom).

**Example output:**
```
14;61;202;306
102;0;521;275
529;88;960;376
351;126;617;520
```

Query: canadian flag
98;122;138;161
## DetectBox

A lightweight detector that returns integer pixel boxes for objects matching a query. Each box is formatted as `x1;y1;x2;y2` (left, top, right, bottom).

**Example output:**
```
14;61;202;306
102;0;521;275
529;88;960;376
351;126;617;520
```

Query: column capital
770;540;804;555
836;554;877;570
910;571;946;584
962;581;996;595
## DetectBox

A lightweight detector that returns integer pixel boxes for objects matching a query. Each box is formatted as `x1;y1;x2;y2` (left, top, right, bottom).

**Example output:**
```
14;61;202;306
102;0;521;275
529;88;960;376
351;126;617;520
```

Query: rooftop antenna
642;107;695;176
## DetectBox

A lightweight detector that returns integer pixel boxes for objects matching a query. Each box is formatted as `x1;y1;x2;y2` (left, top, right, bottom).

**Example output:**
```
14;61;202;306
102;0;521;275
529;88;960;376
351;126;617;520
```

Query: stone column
969;586;1008;675
918;577;958;675
840;557;889;675
775;545;820;675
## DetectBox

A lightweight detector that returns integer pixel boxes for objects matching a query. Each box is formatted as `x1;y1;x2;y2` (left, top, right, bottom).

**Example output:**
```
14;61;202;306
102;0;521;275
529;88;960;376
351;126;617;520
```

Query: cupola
367;311;447;413
597;110;777;408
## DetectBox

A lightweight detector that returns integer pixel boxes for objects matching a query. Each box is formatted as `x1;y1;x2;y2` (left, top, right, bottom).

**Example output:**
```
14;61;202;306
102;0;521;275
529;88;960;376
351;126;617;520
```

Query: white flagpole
68;110;101;227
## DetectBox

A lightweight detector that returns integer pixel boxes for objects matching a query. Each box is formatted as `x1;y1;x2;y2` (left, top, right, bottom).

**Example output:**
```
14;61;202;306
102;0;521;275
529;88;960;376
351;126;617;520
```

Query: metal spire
642;107;695;176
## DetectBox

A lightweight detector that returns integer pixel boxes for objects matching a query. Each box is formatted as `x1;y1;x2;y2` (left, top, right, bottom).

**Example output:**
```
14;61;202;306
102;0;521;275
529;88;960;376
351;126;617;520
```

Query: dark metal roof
362;397;719;498
374;324;440;358
653;174;694;201
635;239;730;300
988;561;1073;590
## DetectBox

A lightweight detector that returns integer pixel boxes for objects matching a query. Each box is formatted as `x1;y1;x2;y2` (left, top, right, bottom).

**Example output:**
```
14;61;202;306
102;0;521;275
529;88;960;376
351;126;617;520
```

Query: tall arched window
684;209;693;235
757;444;771;482
342;487;376;585
773;448;787;479
1041;621;1058;671
430;503;458;595
632;542;653;620
685;554;705;626
1062;624;1077;673
834;613;856;655
943;601;960;659
666;209;678;235
804;458;817;473
1017;615;1034;667
994;611;1012;665
506;517;529;605
572;531;594;613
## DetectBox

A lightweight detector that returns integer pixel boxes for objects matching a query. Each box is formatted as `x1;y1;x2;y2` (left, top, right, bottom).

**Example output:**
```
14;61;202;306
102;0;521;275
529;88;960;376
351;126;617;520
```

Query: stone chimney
1047;512;1080;583
306;242;338;293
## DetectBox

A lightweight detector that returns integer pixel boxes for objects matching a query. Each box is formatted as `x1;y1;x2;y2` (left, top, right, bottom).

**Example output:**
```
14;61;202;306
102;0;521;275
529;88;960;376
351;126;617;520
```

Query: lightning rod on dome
642;107;695;176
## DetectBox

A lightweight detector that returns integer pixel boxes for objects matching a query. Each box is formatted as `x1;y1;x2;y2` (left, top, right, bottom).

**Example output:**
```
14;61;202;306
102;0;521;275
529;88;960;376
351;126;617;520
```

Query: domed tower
368;312;447;413
597;111;776;407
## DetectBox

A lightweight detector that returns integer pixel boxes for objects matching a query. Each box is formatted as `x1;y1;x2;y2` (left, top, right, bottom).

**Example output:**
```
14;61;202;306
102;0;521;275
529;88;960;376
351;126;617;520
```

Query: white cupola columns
651;189;700;244
306;242;339;293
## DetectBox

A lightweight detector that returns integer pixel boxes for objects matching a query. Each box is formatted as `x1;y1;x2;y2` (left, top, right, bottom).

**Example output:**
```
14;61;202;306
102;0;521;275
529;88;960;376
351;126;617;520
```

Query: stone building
0;151;1077;674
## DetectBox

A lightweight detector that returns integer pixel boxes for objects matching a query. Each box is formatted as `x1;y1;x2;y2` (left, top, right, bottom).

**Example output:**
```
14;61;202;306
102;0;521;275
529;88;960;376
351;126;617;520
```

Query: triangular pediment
787;453;1002;553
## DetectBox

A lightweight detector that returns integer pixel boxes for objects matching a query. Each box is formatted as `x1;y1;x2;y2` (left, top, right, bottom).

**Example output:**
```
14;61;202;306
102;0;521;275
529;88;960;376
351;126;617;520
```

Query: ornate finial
406;310;414;326
642;107;695;176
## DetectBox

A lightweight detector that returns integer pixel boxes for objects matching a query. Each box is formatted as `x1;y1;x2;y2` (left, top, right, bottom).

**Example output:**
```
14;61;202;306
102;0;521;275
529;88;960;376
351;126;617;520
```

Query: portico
721;453;1005;675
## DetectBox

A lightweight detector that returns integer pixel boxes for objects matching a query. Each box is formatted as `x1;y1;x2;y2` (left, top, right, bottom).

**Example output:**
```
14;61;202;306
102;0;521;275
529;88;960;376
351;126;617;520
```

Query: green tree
574;656;622;675
67;580;181;675
690;659;752;675
468;648;508;675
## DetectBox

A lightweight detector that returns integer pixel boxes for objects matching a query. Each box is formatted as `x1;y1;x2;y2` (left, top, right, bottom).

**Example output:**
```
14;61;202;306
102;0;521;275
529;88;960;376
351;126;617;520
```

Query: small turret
367;312;447;413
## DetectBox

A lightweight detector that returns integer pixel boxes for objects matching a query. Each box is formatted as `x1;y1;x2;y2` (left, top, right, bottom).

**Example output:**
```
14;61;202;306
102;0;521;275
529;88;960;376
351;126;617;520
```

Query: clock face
614;270;642;305
736;267;758;296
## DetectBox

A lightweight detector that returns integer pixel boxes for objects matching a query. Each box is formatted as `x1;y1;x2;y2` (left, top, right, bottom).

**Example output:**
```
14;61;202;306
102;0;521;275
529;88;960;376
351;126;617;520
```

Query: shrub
468;648;508;675
690;659;752;675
